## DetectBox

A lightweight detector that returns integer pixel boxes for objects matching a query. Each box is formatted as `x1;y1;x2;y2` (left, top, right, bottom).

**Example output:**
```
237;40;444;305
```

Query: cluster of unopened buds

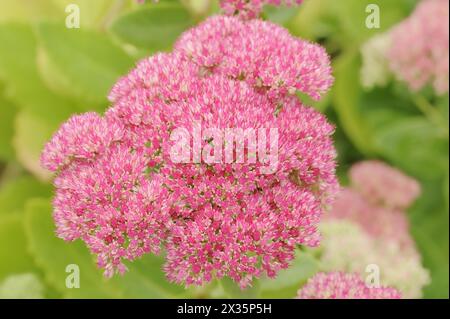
42;0;338;289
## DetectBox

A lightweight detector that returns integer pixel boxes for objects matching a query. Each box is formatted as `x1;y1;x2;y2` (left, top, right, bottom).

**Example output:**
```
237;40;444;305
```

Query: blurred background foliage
0;0;448;298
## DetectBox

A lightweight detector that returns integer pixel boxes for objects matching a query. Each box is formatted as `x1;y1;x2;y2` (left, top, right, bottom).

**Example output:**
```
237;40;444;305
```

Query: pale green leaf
373;117;448;179
263;5;299;26
0;176;52;215
110;3;191;51
0;0;60;23
0;96;17;161
51;0;112;28
12;111;60;181
113;254;187;298
36;23;134;104
0;214;36;281
333;50;377;155
220;277;261;299
0;24;81;121
260;251;319;298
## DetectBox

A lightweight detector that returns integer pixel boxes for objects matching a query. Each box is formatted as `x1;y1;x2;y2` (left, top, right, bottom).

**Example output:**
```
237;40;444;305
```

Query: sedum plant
41;0;338;289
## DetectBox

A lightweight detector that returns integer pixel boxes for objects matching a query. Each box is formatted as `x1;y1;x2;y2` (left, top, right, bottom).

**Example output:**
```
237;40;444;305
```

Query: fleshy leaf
110;2;191;51
373;117;448;179
220;277;261;299
0;214;36;281
0;96;17;161
36;23;134;104
260;251;319;298
333;50;376;155
0;176;52;215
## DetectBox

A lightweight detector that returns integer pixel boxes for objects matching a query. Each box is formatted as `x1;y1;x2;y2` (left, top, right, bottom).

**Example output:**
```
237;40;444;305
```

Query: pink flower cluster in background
329;189;413;247
349;160;421;210
389;0;449;95
329;160;420;247
41;10;337;288
332;161;419;243
317;161;429;298
297;272;402;299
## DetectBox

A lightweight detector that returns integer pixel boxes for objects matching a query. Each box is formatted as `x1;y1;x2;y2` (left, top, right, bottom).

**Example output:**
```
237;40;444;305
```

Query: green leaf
0;0;32;22
12;111;59;181
220;277;261;299
0;176;52;215
373;117;448;179
290;0;338;41
330;0;411;45
0;96;17;161
51;0;113;28
0;0;60;23
0;214;36;281
260;251;319;298
263;5;299;26
0;24;80;121
409;181;449;298
333;50;377;155
36;23;134;104
113;254;187;298
110;2;192;51
423;265;449;299
25;198;123;298
444;171;449;213
292;0;412;46
0;24;84;180
0;25;111;179
296;90;332;112
436;94;449;129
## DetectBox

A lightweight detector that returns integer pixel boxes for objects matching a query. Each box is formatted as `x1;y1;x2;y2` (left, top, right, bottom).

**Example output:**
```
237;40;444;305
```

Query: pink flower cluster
329;160;420;247
349;160;420;210
297;272;402;299
220;0;303;19
174;16;333;102
41;16;337;288
388;0;449;95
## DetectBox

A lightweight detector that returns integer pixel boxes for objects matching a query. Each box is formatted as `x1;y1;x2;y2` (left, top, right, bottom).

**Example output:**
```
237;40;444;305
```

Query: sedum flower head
175;16;333;102
388;0;449;95
297;272;402;299
41;15;337;288
41;112;124;172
